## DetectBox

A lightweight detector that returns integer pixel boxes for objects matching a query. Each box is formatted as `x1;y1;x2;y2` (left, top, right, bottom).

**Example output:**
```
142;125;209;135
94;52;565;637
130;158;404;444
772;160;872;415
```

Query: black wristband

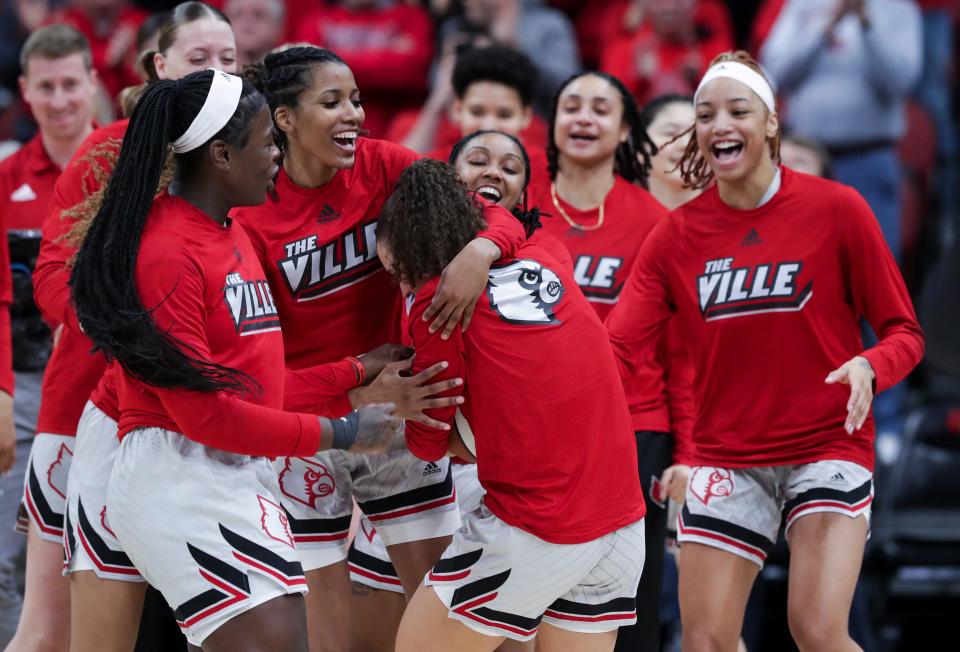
330;411;360;450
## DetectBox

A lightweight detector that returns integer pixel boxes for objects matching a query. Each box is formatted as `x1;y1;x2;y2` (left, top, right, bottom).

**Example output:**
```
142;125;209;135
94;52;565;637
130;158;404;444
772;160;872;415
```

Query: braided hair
70;70;267;394
379;160;486;289
448;129;543;238
243;46;348;155
546;72;657;187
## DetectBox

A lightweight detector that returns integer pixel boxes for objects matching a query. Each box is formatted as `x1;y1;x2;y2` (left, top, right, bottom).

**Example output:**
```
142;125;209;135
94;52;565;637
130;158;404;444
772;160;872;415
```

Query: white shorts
18;432;74;542
63;401;142;582
107;428;307;647
426;504;646;642
349;463;483;592
276;429;460;571
679;460;874;568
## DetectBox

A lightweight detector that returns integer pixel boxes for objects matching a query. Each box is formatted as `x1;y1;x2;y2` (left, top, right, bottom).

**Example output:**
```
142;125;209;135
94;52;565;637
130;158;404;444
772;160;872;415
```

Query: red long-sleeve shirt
0;213;10;396
31;120;128;436
117;193;332;457
607;168;924;470
405;245;645;544
292;4;433;138
233;138;526;369
527;175;694;457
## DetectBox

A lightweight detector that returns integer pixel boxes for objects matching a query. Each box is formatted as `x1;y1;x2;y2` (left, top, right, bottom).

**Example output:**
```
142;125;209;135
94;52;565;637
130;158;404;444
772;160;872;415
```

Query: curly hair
451;45;538;107
448;129;543;238
378;159;486;288
678;50;781;190
59;139;175;265
546;71;657;186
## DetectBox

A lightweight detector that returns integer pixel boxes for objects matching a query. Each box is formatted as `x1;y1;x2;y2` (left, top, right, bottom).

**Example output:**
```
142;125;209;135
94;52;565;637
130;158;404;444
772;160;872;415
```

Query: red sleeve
138;250;322;458
283;358;361;417
403;280;465;462
33;138;117;330
605;218;675;400
664;319;696;465
838;188;924;393
0;229;13;395
476;198;526;259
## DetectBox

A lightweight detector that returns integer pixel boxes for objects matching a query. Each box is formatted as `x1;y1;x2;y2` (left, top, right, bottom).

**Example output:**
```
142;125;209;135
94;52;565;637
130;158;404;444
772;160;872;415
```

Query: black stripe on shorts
357;465;453;517
783;479;872;516
680;504;775;554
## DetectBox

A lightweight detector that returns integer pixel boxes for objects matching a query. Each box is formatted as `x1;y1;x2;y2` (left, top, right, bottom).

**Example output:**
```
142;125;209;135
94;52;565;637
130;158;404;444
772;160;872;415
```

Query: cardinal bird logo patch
278;458;337;510
487;259;565;325
46;443;73;500
689;467;734;506
258;495;295;548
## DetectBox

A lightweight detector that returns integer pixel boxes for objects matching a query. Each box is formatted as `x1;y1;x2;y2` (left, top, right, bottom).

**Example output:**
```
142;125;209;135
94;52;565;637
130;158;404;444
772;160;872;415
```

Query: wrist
346;356;366;385
329;412;360;450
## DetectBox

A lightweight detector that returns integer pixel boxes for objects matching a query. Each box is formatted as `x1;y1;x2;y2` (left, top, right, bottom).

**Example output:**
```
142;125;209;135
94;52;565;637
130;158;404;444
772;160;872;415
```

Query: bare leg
303;561;351;652
678;543;758;652
786;513;867;652
385;536;452;600
202;593;307;652
537;622;615;652
348;582;405;652
5;526;70;652
68;571;146;652
396;583;502;652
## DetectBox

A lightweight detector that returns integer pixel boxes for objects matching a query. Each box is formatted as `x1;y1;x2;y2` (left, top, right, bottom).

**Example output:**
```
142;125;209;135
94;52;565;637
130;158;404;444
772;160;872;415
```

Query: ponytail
71;70;265;394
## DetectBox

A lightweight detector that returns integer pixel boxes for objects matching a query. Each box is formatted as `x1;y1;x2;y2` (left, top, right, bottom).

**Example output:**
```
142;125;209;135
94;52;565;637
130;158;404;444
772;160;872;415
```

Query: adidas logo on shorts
423;462;442;477
830;472;846;482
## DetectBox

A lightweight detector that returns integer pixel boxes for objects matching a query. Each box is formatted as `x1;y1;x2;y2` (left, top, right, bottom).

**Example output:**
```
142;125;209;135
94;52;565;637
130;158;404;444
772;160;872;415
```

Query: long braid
243;46;347;156
546;72;658;187
70;70;265;393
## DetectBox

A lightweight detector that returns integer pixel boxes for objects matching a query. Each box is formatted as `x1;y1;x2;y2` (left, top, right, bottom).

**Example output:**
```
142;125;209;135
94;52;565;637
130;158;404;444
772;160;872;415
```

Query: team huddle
5;2;924;652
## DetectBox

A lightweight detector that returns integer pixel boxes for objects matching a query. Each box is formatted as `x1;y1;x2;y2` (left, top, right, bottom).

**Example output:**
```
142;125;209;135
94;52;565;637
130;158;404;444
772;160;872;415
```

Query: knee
681;627;730;652
787;604;848;652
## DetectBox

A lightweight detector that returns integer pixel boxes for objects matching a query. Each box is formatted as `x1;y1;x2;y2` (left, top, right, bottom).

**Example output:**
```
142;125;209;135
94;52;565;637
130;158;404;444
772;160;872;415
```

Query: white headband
694;61;776;113
171;70;244;154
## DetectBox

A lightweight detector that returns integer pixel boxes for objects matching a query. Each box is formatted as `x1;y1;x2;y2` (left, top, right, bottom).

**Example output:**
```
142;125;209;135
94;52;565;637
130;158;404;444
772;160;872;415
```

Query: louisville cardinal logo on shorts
46;443;73;500
278;457;336;510
258;495;295;548
689;467;734;506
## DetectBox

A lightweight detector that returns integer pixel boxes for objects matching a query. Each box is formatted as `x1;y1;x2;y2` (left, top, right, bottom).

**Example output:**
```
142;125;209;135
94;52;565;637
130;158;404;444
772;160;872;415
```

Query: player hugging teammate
5;2;924;646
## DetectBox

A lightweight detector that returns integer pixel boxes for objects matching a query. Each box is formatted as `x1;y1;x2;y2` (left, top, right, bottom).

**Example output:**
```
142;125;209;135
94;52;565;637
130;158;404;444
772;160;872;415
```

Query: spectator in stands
438;0;581;117
401;45;547;178
600;0;734;107
293;0;434;138
761;0;922;440
0;24;96;648
224;0;284;67
50;0;147;105
780;134;833;179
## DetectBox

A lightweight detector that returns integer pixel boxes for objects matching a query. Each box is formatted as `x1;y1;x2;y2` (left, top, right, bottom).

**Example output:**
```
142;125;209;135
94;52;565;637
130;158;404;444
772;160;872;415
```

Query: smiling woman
606;49;924;652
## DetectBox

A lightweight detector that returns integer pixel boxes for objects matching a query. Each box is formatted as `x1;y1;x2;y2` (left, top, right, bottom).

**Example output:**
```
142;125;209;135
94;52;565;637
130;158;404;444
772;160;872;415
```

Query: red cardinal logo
689;467;734;506
46;443;73;500
258;495;295;548
278;458;336;510
99;506;117;538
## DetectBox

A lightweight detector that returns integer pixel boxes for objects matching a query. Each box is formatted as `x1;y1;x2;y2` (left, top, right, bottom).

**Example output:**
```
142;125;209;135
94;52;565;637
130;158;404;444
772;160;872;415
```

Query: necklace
550;181;606;231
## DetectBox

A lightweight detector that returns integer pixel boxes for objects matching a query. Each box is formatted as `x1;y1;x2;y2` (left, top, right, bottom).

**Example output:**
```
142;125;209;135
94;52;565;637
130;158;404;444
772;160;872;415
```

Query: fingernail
454;379;463;385
825;375;833;382
440;361;448;368
455;396;465;403
441;333;449;340
846;424;854;434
